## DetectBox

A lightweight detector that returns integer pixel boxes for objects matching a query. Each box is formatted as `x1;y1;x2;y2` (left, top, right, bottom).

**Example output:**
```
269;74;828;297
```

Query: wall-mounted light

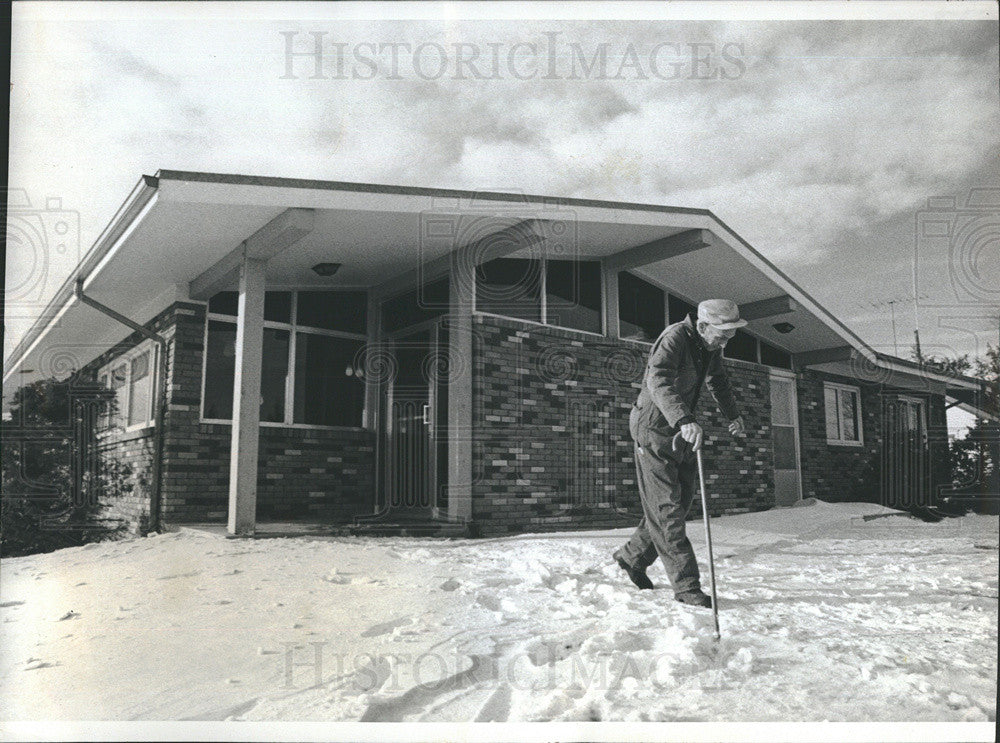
312;262;341;277
773;322;795;334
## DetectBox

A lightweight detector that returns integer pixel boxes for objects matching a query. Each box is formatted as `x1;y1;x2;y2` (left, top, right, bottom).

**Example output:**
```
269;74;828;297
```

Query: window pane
545;260;602;334
668;294;697;325
128;351;152;426
261;328;290;423
204;321;236;419
297;291;367;334
208;291;239;316
770;378;793;425
760;341;792;369
293;334;366;426
110;364;127;426
824;386;840;440
618;272;664;342
475;258;541;322
724;330;757;363
773;425;797;469
381;278;449;333
839;389;858;441
265;291;292;323
209;291;292;323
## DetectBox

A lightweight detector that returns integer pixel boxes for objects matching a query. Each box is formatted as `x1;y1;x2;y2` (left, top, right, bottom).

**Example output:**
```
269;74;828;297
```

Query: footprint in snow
440;578;460;591
24;658;58;671
360;616;412;638
57;611;80;621
1;601;25;608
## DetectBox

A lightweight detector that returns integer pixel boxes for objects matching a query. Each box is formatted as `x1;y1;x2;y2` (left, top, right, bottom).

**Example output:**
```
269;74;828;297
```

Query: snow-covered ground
1;501;996;728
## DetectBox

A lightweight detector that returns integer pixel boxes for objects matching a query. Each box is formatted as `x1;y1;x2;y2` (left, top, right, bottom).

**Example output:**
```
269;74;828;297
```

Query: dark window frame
474;257;604;335
202;290;369;429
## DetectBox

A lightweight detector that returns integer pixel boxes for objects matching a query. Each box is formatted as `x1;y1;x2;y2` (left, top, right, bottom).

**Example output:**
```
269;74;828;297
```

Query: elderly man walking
614;299;746;607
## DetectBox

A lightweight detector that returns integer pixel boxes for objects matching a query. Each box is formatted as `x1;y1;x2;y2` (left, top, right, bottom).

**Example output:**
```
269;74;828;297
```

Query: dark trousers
615;441;701;594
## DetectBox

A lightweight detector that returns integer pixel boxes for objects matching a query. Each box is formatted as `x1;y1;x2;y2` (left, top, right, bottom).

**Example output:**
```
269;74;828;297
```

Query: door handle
422;404;431;426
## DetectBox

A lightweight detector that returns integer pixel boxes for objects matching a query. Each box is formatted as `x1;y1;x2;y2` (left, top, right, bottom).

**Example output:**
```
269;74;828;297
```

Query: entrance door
381;322;446;519
881;395;929;508
770;371;802;506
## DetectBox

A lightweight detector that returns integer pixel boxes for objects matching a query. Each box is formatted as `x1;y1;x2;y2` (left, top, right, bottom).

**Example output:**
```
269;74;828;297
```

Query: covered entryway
374;319;450;522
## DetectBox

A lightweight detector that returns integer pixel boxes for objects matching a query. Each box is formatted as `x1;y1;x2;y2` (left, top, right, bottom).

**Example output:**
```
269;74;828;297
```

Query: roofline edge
3;175;160;384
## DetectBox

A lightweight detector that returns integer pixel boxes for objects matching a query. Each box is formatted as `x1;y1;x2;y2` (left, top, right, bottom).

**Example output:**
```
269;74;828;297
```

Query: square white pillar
227;254;267;536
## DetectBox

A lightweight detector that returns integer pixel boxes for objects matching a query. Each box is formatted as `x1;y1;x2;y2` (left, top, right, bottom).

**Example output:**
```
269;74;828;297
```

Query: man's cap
697;299;748;330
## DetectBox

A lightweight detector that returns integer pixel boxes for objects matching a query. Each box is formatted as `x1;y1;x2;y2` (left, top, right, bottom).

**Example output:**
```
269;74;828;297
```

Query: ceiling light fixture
311;262;342;277
773;322;795;334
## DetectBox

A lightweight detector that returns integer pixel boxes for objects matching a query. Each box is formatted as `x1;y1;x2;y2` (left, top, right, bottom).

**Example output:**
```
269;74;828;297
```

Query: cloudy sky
6;2;999;370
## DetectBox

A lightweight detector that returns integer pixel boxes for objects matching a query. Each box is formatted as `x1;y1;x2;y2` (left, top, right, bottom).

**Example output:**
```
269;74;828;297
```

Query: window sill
201;419;368;432
97;424;156;445
473;311;606;339
826;439;864;448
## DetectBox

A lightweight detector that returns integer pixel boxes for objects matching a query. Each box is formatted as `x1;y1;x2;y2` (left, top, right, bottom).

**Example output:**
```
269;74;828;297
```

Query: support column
227;251;267;536
603;260;619;338
447;251;474;525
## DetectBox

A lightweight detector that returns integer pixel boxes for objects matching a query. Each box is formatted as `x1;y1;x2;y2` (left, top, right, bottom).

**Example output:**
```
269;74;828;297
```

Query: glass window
264;292;292;323
127;351;152;426
824;383;863;445
824;386;840;441
208;291;239;316
724;330;758;363
260;328;290;423
209;290;295;324
618;272;664;342
293;335;366;426
475;258;542;322
203;321;236;420
668;294;697;324
204;322;289;422
760;341;792;369
839;390;858;441
769;378;793;426
110;364;127;427
297;291;367;334
382;278;449;333
773;426;798;469
545;260;602;334
98;374;109;428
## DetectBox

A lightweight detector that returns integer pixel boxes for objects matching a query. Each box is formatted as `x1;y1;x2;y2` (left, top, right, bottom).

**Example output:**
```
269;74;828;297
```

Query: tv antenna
869;294;929;357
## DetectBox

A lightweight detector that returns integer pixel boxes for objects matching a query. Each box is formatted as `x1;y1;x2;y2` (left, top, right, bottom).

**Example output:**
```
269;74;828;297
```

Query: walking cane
695;447;721;641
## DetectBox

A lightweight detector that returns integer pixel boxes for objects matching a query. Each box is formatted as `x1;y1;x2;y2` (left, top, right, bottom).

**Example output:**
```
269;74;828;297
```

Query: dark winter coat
629;315;740;461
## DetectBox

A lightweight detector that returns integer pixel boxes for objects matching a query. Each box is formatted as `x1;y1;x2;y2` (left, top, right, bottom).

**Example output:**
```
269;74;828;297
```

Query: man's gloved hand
680;421;704;451
728;416;745;437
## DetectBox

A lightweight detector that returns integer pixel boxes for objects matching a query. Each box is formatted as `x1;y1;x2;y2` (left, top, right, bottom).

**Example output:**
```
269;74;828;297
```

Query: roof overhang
4;170;881;394
807;351;985;401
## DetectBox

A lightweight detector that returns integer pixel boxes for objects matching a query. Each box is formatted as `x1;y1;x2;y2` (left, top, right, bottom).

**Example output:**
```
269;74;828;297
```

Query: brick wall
796;370;882;503
470;315;774;537
93;430;155;533
161;422;374;522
